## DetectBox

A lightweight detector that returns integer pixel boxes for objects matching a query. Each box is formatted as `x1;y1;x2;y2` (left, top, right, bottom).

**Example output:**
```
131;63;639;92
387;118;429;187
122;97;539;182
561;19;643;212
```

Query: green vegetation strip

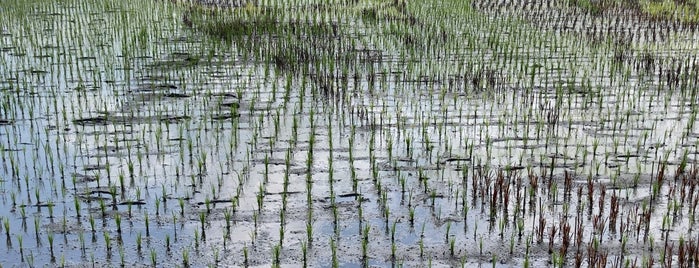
570;0;699;23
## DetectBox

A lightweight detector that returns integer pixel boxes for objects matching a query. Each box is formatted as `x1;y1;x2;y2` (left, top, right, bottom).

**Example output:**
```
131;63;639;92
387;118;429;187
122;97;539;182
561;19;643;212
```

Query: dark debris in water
82;164;107;171
146;55;201;70
134;83;178;92
164;92;190;98
72;173;98;183
195;199;236;205
77;192;112;202
119;200;146;206
209;92;238;98
73;114;191;126
211;113;239;120
264;191;303;196
187;0;250;8
220;101;240;108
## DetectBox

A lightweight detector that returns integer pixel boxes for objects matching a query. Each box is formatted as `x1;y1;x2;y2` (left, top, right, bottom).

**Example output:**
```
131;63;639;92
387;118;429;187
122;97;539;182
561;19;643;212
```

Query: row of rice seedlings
344;0;696;264
0;0;248;266
156;0;699;261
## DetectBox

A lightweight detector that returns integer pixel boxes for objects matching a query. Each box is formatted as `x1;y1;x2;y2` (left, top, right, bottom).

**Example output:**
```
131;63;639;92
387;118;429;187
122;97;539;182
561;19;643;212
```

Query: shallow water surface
2;0;699;267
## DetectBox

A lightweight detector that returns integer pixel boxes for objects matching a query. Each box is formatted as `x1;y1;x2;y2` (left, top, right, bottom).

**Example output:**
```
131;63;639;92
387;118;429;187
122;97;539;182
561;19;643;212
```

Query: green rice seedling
74;197;81;219
17;233;23;259
409;207;415;225
118;173;125;196
115;214;122;235
105;161;112;182
253;211;259;234
479;235;484;256
279;217;285;246
194;230;199;250
331;238;338;268
273;243;282;267
199;212;206;240
4;218;10;241
78;231;86;254
332;203;339;228
87;213;96;234
419;235;424;258
264;154;270;182
150;249;157;267
34;188;40;205
104;232;112;255
33;216;40;240
256;183;265;212
214;248;220;264
179;198;185;216
165;234;171;252
306;221;313;244
19;204;26;220
523;252;530;268
445;221;451;242
144;212;150;237
137;232;143;253
362;225;370;260
99;199;107;218
301;241;308;267
243;244;249;266
224;209;232;234
110;186;118;209
182;248;190;267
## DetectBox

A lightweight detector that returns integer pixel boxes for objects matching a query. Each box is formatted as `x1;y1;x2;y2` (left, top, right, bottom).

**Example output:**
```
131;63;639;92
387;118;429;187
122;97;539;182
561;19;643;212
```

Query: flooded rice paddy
2;0;699;267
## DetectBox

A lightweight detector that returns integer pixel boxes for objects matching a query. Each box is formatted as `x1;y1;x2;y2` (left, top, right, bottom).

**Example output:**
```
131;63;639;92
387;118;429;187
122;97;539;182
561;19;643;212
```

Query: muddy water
2;0;699;267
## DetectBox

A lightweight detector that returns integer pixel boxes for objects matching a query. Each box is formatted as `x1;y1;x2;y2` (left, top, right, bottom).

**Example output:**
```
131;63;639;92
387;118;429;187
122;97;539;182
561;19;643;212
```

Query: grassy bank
569;0;699;23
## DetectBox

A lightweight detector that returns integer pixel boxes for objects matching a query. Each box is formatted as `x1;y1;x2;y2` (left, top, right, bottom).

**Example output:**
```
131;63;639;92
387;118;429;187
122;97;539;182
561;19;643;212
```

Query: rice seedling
115;214;122;235
137;232;143;253
182;248;190;267
104;232;112;257
178;198;185;217
150;249;157;267
272;243;281;267
362;225;370;261
330;238;338;268
306;221;313;244
119;247;126;266
243;244;249;266
194;230;199;250
301;241;307;266
165;234;171;253
3;218;10;242
74;197;81;219
199;212;206;240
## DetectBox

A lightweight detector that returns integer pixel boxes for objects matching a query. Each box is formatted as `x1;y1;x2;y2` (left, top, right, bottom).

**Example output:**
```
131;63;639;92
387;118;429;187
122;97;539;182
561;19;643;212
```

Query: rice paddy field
3;0;699;267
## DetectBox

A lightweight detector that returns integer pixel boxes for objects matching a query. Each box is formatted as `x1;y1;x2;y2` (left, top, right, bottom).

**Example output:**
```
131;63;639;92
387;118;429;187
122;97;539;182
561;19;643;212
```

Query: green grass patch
640;0;699;23
569;0;699;23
